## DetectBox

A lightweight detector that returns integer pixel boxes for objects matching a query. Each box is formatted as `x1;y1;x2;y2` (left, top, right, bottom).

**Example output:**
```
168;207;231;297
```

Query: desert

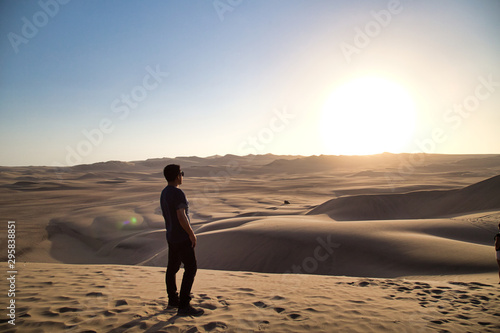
3;0;500;331
1;153;499;332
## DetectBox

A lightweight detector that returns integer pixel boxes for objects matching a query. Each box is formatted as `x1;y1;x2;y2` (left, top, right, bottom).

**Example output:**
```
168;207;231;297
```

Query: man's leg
166;243;182;303
178;240;197;308
497;259;500;283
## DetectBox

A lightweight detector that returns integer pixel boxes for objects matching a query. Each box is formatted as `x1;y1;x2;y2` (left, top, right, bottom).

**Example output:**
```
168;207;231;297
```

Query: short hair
163;164;181;182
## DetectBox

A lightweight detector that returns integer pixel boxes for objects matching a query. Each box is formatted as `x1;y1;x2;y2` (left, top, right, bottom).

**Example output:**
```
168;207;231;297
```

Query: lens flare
119;216;138;229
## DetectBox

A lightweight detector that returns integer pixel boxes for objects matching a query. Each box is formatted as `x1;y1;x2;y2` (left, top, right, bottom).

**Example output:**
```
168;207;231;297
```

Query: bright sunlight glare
320;77;417;155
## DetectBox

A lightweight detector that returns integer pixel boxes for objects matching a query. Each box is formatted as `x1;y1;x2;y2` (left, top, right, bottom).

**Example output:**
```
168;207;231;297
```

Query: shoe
177;305;204;317
167;297;180;308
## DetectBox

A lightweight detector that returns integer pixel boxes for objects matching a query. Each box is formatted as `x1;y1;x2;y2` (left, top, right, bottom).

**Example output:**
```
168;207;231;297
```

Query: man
160;164;203;316
495;223;500;284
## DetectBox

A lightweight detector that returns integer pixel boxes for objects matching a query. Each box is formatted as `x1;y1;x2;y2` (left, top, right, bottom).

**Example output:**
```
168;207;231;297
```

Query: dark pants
166;239;197;307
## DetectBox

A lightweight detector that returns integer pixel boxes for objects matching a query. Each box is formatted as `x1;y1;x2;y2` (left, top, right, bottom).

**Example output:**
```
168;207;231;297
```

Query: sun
320;77;417;155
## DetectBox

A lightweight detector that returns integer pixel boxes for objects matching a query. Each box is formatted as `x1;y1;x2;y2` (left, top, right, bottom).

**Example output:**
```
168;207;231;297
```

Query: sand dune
1;154;500;332
43;210;499;277
34;173;499;279
307;175;500;220
195;215;496;277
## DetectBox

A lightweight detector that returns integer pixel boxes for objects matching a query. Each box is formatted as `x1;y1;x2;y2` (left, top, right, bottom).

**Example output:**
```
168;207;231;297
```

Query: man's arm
495;235;500;251
177;208;197;248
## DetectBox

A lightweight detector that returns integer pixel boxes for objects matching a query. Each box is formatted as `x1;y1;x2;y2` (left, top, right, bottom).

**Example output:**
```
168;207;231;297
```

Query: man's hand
177;207;197;248
189;233;197;248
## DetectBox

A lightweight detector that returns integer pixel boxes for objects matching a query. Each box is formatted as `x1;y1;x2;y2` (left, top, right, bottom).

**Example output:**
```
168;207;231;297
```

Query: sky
1;0;499;166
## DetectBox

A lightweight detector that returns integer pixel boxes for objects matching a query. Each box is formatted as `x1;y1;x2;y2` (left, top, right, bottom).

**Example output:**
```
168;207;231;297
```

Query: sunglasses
179;171;185;177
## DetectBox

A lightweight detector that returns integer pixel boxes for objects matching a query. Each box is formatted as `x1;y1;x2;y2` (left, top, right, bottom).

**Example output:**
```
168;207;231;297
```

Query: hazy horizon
2;151;500;169
1;0;499;167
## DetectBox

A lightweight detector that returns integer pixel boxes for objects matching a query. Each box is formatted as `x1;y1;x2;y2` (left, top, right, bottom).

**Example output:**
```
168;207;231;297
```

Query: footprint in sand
288;313;302;320
86;292;105;297
456;314;471;320
478;321;492;326
258;320;270;330
304;307;319;312
469;298;481;305
203;321;228;331
200;303;217;310
195;294;225;310
114;299;128;307
430;289;445;294
19;312;31;318
271;295;285;300
253;301;268;308
198;293;211;300
217;297;229;307
58;306;82;313
102;310;115;317
419;301;429;307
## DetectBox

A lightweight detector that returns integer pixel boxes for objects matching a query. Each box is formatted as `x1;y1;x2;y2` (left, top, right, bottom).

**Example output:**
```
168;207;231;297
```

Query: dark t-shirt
495;233;500;251
160;185;190;244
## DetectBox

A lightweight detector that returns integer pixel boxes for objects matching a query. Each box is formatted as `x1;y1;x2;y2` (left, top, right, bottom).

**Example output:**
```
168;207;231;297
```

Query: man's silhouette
495;223;500;284
160;164;203;316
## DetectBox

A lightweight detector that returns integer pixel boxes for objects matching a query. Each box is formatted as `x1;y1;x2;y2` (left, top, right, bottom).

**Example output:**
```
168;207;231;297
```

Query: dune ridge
307;174;500;221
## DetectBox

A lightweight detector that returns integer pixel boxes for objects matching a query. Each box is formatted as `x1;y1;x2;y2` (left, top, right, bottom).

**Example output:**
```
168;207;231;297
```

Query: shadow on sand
107;307;182;333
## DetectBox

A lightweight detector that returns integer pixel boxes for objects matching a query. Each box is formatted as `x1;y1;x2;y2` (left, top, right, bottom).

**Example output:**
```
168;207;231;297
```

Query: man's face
177;170;184;185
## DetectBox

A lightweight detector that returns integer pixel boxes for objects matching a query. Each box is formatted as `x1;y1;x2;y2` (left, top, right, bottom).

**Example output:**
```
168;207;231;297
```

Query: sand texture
0;263;499;333
1;153;500;332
